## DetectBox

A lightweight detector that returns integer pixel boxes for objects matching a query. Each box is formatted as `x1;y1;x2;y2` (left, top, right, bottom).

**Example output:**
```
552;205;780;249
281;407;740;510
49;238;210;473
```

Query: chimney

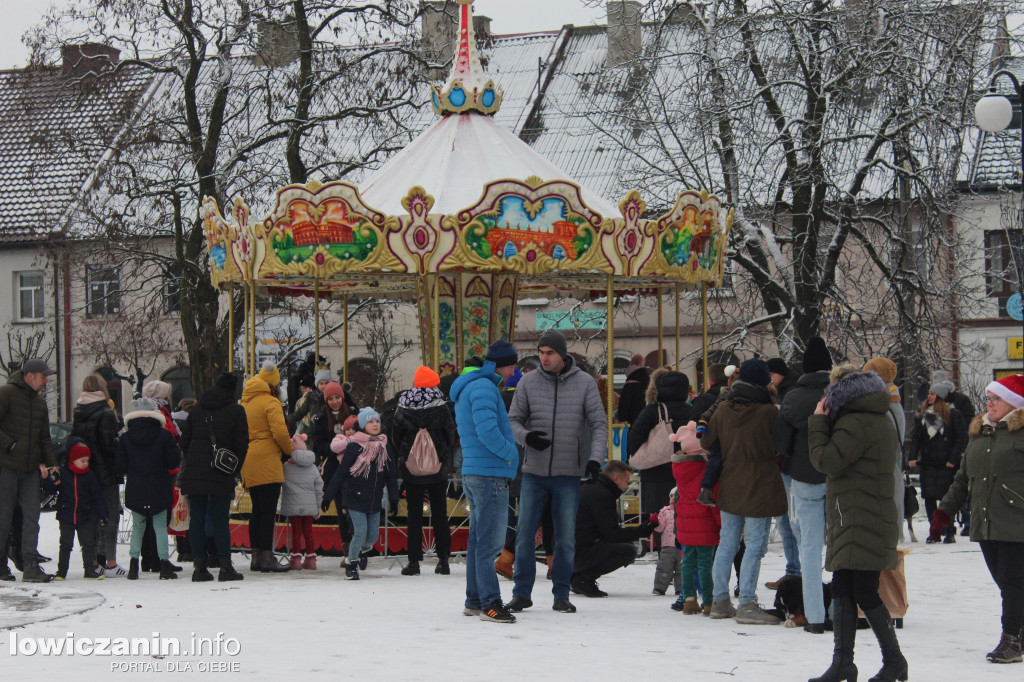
255;19;300;67
61;43;120;80
474;14;492;42
606;0;642;68
421;1;460;78
664;2;703;24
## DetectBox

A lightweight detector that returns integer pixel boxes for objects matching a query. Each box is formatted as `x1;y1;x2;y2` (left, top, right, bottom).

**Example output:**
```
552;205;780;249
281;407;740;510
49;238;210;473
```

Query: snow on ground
0;513;1019;680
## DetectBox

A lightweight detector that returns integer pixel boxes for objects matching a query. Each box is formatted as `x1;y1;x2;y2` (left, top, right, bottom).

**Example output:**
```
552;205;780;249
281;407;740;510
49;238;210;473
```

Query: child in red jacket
669;422;721;615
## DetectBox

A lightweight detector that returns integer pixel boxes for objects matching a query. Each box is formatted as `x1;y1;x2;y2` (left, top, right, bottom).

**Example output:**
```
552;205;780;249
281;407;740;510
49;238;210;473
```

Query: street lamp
975;71;1024;371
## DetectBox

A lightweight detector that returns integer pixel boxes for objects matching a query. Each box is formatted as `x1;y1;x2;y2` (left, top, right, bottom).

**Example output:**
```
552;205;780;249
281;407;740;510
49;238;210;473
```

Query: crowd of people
0;330;1022;674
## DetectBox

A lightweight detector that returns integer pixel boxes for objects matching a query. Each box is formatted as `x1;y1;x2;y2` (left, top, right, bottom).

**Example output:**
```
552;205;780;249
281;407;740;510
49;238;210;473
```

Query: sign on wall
536;310;607;331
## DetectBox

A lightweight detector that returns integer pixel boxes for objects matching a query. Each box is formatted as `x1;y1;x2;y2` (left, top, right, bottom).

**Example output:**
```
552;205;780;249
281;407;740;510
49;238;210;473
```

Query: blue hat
738;358;771;388
485;339;518;368
357;407;381;430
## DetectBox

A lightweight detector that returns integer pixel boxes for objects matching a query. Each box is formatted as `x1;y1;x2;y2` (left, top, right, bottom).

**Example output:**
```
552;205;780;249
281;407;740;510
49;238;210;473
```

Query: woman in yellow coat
241;361;293;573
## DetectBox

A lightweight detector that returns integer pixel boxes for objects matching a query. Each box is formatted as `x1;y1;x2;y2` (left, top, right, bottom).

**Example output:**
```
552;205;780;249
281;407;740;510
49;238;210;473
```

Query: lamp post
976;70;1024;371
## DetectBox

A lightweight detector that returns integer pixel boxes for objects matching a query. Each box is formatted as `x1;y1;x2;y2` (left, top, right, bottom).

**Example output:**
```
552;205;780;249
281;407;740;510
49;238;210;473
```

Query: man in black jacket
690;363;728;418
571;460;656;597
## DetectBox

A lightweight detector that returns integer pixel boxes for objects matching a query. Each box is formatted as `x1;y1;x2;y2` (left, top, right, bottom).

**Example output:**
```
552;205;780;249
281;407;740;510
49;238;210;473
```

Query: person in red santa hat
932;374;1024;664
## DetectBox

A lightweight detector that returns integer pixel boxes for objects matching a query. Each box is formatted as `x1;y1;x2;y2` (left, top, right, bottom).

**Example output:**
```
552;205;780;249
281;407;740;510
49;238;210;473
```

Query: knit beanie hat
133;397;159;413
802;337;832;374
323;382;345;400
215;372;238;391
928;383;950;401
358;407;381;429
738;358;771;387
862;357;897;384
766;358;789;377
486;339;518;368
504;367;524;389
987;374;1024;409
69;441;91;462
723;364;737;378
537;329;568;359
343;415;359;431
413;366;441;388
258;360;280;386
299;374;316;389
142;380;172;400
315;369;332;385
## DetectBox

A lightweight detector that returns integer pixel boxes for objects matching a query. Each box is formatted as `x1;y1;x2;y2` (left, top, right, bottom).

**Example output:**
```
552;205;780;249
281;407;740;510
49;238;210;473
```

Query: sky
0;0;623;70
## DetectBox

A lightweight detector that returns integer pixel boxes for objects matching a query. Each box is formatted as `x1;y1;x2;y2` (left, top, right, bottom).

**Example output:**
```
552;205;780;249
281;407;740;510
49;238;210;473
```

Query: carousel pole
605;275;614;463
701;282;709;390
242;282;250;375
313;279;321;366
228;282;235;373
432;274;441;371
250;281;258;375
657;287;664;367
342;294;349;384
674;283;681;371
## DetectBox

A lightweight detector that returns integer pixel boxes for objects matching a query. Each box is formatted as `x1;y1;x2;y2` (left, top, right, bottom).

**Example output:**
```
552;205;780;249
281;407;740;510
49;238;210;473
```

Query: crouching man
572;460;656;597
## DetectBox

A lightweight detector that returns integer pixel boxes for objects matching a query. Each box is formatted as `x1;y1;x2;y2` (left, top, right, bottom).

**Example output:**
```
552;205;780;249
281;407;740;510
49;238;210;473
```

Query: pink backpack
406;428;442;477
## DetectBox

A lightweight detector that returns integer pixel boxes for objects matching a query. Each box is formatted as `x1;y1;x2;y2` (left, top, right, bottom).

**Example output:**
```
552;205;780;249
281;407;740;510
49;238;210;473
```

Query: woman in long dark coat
627;369;693;514
907;382;967;543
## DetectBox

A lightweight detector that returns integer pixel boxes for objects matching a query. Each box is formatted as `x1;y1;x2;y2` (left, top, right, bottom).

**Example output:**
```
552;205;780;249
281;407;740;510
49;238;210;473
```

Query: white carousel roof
359;111;618;216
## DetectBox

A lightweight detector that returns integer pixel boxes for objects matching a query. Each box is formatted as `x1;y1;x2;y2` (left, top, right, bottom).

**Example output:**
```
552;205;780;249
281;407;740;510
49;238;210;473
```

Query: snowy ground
0;513;1019;680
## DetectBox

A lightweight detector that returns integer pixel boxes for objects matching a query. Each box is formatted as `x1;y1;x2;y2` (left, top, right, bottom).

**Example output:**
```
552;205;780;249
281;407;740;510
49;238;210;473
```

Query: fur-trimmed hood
970;409;1024;437
123;410;166;426
823;371;889;423
645;368;691;405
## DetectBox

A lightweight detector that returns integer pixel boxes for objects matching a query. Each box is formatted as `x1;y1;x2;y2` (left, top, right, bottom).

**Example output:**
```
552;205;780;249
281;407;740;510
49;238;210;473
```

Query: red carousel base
228;520;470;555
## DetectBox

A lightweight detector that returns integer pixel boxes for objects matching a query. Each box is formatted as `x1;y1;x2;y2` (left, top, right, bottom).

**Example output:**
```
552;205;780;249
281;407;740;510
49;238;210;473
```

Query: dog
768;575;832;628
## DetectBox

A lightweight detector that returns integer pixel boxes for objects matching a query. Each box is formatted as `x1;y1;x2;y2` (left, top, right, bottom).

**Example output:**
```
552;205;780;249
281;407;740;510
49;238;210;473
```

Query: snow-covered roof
966;58;1024;188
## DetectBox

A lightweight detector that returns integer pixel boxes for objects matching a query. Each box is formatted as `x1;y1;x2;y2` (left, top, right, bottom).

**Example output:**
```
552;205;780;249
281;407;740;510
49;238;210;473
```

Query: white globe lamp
975;94;1014;133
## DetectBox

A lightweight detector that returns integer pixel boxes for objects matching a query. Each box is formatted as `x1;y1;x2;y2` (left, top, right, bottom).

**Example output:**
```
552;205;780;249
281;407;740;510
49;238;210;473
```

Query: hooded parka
239;376;293;489
178;385;249;499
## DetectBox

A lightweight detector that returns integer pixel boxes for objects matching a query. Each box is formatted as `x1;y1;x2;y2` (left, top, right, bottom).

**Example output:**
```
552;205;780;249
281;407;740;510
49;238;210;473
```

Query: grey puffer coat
280;449;324;517
508;356;609;477
808;371;899;572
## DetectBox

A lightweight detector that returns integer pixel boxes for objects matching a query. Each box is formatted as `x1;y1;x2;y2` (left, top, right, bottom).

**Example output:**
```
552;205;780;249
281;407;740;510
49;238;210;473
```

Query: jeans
791;479;827;624
0;468;42;569
513;474;581;601
712;511;771;605
463;475;510;608
777;474;800;576
679;545;716;605
130;511;169;560
188;495;232;561
348;510;381;563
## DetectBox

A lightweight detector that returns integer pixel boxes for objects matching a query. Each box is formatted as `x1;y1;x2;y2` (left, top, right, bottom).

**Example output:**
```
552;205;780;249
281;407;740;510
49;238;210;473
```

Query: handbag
629;403;674;470
208;416;241;476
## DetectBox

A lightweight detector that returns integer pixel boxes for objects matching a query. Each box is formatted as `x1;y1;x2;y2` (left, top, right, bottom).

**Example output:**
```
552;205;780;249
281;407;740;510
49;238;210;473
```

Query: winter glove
320;499;332;513
525;431;551;451
585;460;602;480
695;420;707;438
649;513;660;526
638;521;657;536
696;488;717;507
929;509;952;543
281;453;292;463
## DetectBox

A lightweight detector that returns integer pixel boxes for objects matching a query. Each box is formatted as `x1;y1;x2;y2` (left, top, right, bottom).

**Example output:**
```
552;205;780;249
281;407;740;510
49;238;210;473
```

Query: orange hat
413;366;441;388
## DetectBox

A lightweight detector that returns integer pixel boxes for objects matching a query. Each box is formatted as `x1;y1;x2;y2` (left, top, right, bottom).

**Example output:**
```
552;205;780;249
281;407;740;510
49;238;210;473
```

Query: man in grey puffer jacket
506;330;608;614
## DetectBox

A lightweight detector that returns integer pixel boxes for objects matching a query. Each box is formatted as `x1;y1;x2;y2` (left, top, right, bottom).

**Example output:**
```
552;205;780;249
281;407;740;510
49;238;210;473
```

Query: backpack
406;428;441;477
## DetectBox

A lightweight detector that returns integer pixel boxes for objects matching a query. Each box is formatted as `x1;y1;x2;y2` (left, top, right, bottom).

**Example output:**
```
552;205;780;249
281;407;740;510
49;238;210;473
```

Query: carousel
202;0;732;554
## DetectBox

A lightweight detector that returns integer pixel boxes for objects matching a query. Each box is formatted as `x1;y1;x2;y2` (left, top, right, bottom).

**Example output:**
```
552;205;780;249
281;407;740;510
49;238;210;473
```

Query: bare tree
0;329;53;378
355;302;414;405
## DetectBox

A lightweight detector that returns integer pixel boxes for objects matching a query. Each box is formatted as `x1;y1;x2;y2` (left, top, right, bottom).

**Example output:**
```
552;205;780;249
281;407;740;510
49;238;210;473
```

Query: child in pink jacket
651;488;681;595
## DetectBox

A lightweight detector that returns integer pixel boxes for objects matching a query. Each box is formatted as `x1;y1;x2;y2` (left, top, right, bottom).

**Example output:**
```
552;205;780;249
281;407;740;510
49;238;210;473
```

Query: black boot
218;559;244;582
159;559;179;580
401;560;420;576
128;558;139;580
191;556;214;582
250;551;260;572
435;558;450;575
863;604;908;681
809;596;858;682
205;538;220;568
259;550;289;573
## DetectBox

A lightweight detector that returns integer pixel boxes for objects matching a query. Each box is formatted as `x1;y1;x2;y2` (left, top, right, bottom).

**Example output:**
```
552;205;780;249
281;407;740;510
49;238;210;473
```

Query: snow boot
808;596;857;682
128;558;140;580
401;560;420;576
863;604;909;681
987;632;1023;664
358;550;370;570
288;553;304;570
345;564;359;580
435;558;450;575
302;554;317;570
22;564;53;583
218;561;244;582
505;596;533;612
159;560;179;580
250;552;260;572
191;556;215;582
495;549;514;580
709;599;736;619
259;550;290;573
735;601;782;625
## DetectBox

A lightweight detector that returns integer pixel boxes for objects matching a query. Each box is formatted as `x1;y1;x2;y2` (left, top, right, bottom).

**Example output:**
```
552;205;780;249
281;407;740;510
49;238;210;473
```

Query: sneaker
504;596;533;612
552;598;576;613
734;601;782;625
345;564;359;581
987;633;1023;664
83;567;105;580
570;574;607;598
709;599;737;619
104;564;127;578
463;605;482;617
480;601;516;623
55;575;66;581
670;600;686;612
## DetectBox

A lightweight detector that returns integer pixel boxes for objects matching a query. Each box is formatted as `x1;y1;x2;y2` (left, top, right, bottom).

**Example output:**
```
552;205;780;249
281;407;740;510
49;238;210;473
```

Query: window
161;366;192;408
15;271;44;321
163;264;182;315
86;266;120;318
985;230;1024;298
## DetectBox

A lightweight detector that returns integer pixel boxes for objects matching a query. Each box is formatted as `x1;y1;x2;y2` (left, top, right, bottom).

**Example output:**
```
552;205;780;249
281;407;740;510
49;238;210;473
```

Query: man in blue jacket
451;354;519;624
